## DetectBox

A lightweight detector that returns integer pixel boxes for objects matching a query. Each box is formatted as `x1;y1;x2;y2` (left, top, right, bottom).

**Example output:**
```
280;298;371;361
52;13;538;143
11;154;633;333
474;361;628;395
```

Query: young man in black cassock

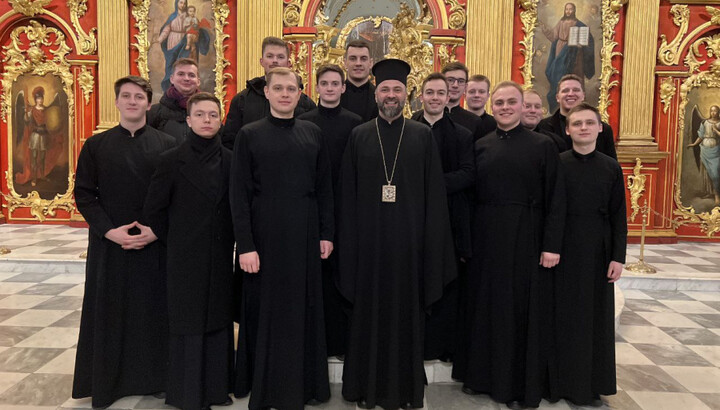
537;74;617;159
231;67;333;410
548;103;626;407
453;81;565;410
441;62;489;141
72;76;176;408
222;36;316;149
465;74;497;139
338;59;456;409
298;64;362;358
340;39;379;122
410;72;474;362
143;93;234;410
146;58;201;143
522;88;567;152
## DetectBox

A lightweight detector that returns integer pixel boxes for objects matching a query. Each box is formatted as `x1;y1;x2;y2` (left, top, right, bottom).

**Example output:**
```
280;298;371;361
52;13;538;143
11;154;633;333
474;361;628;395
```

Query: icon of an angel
687;105;720;205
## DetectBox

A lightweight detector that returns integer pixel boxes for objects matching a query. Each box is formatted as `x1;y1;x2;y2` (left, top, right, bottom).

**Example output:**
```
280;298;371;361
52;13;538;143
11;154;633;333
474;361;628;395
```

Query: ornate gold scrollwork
660;77;677;114
518;0;538;89
437;43;458;69
66;0;97;55
283;0;303;27
78;65;93;105
597;0;624;124
312;24;340;74
0;20;76;221
386;4;433;118
8;0;51;17
332;0;353;27
658;5;690;66
445;0;466;30
213;0;231;116
673;38;720;237
627;158;647;222
130;0;151;79
289;41;310;88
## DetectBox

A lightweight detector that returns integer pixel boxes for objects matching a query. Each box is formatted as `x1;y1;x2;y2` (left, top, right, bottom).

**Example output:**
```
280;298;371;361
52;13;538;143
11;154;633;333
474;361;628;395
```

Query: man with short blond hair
340;39;378;121
466;74;496;139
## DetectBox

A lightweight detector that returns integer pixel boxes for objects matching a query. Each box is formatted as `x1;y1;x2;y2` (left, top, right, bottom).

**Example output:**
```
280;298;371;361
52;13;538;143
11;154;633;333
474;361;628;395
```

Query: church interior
0;0;719;409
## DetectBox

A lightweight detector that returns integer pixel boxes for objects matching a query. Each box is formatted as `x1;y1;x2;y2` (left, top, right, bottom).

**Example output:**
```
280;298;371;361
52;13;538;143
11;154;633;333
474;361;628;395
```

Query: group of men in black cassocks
71;35;627;410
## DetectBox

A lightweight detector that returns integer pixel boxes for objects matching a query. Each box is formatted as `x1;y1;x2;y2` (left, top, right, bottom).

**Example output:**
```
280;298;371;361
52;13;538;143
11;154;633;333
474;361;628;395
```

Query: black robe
412;110;474;362
453;125;565;407
338;117;456;409
231;115;333;410
72;125;175;408
532;124;568;152
340;80;378;122
447;105;489;141
146;93;190;144
478;112;497;139
298;104;363;357
549;149;627;405
222;76;316;149
143;132;235;409
538;109;617;159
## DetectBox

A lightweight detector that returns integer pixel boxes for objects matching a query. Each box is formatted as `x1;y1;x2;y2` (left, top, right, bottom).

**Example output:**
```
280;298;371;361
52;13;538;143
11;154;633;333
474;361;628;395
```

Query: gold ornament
8;0;51;17
627;158;647;222
445;0;466;30
78;65;93;105
130;0;151;79
518;0;538;89
658;5;690;66
597;0;625;124
289;41;310;89
213;0;232;117
67;0;97;55
283;0;302;27
659;77;676;114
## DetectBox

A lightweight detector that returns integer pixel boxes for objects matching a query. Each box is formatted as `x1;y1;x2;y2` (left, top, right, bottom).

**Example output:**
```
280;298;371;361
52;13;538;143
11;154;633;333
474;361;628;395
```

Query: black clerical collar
572;148;596;161
377;115;404;128
268;113;295;128
318;103;342;117
346;80;370;91
496;123;524;139
118;124;147;138
189;130;219;148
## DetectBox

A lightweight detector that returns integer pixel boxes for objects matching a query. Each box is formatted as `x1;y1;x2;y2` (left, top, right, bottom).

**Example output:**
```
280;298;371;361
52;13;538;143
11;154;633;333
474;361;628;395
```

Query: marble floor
0;225;718;409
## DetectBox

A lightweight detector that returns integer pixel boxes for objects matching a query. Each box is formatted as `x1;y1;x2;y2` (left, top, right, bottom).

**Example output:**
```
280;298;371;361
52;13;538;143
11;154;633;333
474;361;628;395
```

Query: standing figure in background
688;105;720;205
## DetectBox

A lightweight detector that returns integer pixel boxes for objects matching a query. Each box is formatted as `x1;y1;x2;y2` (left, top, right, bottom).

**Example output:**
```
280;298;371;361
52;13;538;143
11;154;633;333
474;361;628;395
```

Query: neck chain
375;117;405;202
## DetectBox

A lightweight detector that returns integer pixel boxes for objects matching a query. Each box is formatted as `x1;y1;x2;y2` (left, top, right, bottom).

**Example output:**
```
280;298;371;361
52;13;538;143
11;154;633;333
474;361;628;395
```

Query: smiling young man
298;64;362;359
231;67;333;410
538;74;616;159
73;76;176;409
522;88;566;151
466;74;497;139
147;58;201;142
453;81;565;410
548;103;626;407
340;39;379;122
411;73;474;363
222;36;316;149
441;62;490;141
338;59;456;410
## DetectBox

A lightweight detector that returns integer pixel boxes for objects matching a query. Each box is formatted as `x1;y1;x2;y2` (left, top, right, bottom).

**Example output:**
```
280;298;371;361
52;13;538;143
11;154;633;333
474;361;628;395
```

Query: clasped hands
104;221;157;250
238;240;333;274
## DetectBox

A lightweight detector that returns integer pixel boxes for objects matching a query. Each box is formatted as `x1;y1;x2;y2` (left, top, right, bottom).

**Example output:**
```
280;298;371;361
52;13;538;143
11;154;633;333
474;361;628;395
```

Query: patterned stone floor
0;225;718;409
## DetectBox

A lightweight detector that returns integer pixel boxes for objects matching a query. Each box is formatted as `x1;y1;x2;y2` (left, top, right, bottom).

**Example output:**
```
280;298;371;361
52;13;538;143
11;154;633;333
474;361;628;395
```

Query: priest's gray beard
378;96;405;119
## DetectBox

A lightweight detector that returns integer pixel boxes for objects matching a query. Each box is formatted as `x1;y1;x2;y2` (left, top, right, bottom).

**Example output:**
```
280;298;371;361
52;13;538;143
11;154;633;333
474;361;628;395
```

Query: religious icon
533;0;601;112
11;73;69;199
149;0;215;101
683;103;720;212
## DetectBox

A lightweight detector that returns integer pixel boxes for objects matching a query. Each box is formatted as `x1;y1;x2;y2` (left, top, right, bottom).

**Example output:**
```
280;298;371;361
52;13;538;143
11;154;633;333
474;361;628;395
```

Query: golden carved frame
0;20;76;221
130;0;232;115
517;0;626;123
673;34;720;236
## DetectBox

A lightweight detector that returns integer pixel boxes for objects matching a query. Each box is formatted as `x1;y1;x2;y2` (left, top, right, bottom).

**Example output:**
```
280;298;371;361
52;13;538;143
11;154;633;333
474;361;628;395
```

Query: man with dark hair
538;74;616;159
411;72;474;363
147;57;201;142
144;92;235;410
72;75;176;408
222;36;316;149
298;64;362;358
466;74;497;139
232;67;333;410
338;59;456;409
522;88;567;151
340;39;378;122
441;62;486;140
548;102;626;407
454;81;565;410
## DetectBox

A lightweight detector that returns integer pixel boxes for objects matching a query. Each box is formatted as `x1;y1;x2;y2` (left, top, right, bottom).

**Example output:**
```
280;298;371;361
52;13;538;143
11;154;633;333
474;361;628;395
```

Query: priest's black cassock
72;125;175;408
447;105;493;141
453;125;565;407
231;115;333;410
338;117;456;409
478;112;497;139
538;109;617;159
340;80;379;122
548;149;627;405
411;109;474;361
143;131;235;410
298;104;363;357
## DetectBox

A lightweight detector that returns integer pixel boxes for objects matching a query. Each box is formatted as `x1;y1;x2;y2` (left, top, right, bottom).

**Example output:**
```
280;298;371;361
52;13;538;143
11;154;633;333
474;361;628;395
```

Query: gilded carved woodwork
283;0;303;27
658;5;690;66
332;0;353;27
312;24;340;74
518;0;537;89
78;64;93;105
289;41;310;88
67;0;97;55
673;40;720;237
129;0;151;79
659;77;676;114
436;43;458;69
627;158;647;222
385;4;433;118
445;0;466;30
0;21;76;221
8;0;52;17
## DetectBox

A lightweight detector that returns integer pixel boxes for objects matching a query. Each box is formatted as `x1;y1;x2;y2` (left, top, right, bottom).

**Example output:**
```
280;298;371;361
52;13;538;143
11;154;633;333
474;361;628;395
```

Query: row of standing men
70;36;627;410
